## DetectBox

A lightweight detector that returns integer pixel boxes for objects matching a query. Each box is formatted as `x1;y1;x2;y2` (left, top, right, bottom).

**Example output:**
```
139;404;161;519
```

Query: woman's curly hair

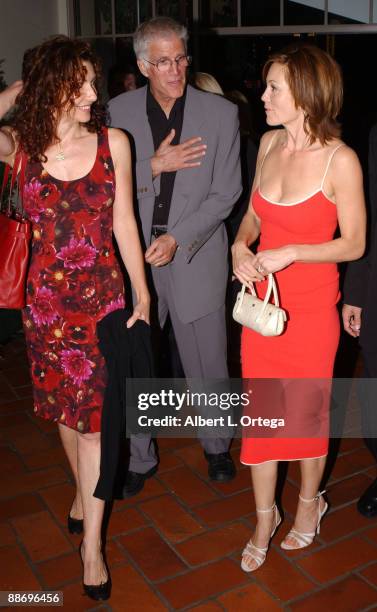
13;35;106;161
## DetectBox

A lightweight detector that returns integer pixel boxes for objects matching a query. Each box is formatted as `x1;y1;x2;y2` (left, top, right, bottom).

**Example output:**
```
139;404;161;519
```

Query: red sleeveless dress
22;127;125;433
240;148;341;464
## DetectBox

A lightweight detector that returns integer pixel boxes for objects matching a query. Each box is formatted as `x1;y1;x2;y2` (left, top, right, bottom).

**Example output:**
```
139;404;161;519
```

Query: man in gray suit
109;17;242;496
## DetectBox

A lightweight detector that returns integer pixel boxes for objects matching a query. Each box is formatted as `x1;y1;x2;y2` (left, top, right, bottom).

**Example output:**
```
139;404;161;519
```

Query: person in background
192;71;224;96
233;44;365;572
0;36;150;599
108;64;139;99
109;17;242;496
342;122;377;518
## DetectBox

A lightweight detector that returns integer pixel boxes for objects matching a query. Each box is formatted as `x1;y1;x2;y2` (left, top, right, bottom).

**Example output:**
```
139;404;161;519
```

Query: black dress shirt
146;86;186;228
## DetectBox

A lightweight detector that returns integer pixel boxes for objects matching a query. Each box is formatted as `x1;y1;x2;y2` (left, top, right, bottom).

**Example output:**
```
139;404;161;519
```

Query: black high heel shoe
83;579;111;601
79;542;111;601
67;513;83;535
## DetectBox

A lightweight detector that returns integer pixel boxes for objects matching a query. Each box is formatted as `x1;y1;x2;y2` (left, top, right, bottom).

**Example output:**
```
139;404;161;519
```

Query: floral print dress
22;127;125;433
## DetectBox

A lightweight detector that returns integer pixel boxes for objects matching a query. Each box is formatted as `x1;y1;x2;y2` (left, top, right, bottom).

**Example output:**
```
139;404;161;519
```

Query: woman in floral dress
0;36;150;599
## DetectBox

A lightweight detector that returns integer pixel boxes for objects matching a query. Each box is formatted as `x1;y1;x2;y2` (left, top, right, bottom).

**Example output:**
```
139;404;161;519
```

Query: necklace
55;141;65;161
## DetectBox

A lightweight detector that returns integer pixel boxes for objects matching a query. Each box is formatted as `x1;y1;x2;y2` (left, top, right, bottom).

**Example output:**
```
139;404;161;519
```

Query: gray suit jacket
109;84;241;324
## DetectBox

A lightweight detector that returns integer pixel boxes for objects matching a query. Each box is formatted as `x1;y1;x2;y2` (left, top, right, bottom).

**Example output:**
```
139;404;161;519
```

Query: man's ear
137;59;149;79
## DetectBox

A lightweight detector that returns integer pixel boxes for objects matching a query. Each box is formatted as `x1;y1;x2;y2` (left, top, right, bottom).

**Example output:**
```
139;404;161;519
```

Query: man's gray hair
133;17;188;61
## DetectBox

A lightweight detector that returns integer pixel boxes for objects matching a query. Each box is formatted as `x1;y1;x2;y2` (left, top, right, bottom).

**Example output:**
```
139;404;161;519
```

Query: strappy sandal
241;503;281;572
280;490;328;550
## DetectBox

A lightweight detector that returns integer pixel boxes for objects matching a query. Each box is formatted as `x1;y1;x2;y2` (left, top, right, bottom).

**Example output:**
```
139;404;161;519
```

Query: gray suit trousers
129;264;231;473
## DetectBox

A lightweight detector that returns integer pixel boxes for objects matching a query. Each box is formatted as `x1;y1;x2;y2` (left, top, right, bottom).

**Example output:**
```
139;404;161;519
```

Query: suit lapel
132;86;155;161
132;86;206;229
168;85;206;228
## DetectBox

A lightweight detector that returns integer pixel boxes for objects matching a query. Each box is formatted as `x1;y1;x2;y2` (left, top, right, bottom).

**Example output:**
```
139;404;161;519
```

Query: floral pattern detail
22;128;125;433
60;348;95;386
24;180;61;222
104;296;127;316
23;181;46;222
56;237;97;270
29;286;59;326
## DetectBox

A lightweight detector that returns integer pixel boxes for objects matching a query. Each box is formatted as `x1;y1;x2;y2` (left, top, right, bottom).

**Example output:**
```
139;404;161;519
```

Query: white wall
0;0;69;85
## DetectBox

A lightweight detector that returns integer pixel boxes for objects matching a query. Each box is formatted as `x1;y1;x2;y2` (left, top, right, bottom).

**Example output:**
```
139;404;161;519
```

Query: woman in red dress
232;45;366;572
0;37;150;598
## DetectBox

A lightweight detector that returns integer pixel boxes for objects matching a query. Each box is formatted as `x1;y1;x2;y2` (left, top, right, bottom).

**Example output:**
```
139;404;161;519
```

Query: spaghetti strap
320;144;345;189
260;131;279;173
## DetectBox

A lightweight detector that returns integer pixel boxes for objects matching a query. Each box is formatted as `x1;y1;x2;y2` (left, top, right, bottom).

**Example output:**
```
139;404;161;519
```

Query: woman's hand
126;298;150;328
342;304;362;338
254;246;296;275
232;241;264;284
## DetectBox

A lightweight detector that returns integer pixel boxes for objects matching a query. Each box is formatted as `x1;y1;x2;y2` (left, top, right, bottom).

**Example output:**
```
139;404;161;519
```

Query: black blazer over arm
94;310;154;500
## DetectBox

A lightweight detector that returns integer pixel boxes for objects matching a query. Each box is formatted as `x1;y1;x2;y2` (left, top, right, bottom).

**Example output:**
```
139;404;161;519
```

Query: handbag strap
1;164;10;195
237;273;280;314
17;151;27;217
1;149;27;217
0;164;11;211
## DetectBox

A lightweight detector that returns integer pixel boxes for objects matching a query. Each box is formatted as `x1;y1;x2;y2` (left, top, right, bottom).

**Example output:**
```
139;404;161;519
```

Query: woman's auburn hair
262;44;343;145
13;35;106;162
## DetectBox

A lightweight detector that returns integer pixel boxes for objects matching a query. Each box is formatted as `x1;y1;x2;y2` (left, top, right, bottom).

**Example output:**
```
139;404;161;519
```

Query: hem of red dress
34;408;101;434
240;453;328;466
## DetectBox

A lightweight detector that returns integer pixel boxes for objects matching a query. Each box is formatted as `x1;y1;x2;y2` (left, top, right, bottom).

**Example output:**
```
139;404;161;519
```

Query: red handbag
0;151;31;309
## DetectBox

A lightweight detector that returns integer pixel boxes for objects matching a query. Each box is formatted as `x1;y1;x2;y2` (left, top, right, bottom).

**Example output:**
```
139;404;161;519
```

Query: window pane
115;36;137;65
115;0;137;34
156;0;192;23
139;0;153;22
86;38;115;99
109;37;144;99
284;1;325;25
75;0;112;36
241;0;280;26
200;0;237;27
328;0;370;24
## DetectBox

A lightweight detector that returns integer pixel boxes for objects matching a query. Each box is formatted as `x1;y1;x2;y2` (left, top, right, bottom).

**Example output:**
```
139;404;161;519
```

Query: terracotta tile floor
1;334;377;611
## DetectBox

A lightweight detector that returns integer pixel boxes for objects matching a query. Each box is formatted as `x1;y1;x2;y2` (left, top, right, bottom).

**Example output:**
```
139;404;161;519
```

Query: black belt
151;225;168;238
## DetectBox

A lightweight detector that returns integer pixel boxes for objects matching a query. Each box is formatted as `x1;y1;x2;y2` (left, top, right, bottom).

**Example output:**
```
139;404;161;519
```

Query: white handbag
233;273;287;337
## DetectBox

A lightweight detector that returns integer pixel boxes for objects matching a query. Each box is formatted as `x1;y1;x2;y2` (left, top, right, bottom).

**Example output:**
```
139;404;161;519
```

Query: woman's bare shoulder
107;127;129;146
325;140;362;193
326;139;360;167
107;127;130;162
256;129;283;164
260;128;284;147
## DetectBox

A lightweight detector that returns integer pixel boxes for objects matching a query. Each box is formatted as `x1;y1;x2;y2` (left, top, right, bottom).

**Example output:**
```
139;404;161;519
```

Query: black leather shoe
67;514;83;535
204;451;236;482
357;478;377;518
122;465;158;498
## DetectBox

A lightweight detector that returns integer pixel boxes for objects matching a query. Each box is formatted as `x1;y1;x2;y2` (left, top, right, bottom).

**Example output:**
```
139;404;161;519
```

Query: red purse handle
1;149;27;217
0;163;10;202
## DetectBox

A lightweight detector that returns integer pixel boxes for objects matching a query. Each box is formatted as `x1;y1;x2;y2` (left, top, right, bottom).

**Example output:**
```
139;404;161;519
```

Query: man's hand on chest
151;129;207;177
